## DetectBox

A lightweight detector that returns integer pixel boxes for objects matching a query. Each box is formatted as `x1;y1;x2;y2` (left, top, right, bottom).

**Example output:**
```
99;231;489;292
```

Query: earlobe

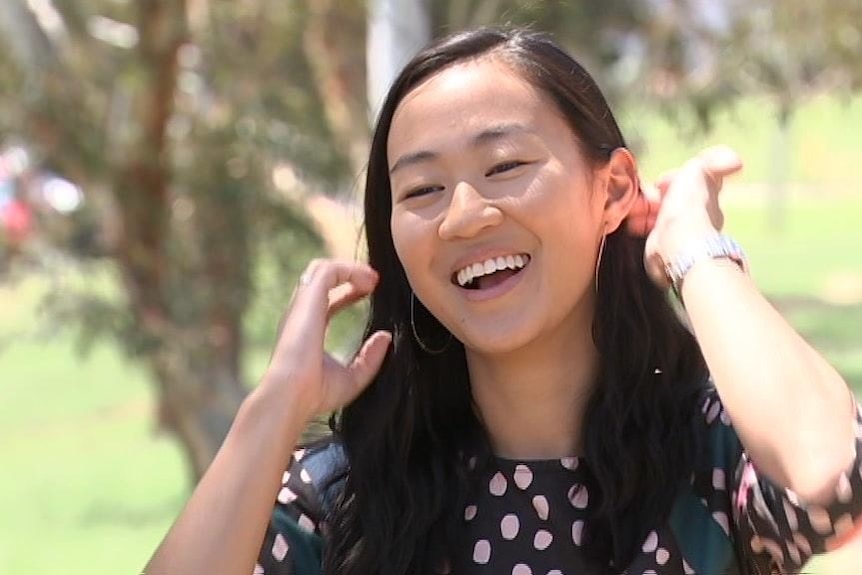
602;147;640;234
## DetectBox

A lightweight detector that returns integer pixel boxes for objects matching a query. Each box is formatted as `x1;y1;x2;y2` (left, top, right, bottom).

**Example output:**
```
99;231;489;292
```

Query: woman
145;28;862;575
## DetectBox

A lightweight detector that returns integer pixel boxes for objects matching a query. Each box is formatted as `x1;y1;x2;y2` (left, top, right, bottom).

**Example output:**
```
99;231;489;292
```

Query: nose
438;180;503;241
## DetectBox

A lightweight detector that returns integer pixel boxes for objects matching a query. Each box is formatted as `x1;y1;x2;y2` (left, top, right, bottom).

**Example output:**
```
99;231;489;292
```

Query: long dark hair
324;27;708;575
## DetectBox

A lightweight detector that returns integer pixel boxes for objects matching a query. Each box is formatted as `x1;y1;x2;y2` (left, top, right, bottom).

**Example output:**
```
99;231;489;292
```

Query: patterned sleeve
254;445;330;575
700;387;862;574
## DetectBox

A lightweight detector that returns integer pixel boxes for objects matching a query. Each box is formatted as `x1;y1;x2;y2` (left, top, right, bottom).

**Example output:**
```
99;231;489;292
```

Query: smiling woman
145;28;862;575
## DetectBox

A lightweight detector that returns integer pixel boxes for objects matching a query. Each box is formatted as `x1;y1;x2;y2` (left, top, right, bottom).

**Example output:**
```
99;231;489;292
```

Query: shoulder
255;437;348;575
282;436;348;520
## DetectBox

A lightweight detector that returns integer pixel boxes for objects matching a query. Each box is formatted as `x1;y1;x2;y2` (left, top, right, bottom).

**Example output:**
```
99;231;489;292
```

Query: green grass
2;95;862;574
625;94;862;186
0;279;186;574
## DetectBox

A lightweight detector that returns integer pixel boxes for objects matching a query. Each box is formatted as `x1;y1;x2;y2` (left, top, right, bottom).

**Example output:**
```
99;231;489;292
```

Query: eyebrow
389;123;532;175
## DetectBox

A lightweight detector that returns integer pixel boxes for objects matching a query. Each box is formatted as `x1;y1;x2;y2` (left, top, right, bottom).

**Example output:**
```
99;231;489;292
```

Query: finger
326;282;371;320
627;182;661;221
697;145;743;179
347;330;393;392
655;169;680;192
283;260;379;347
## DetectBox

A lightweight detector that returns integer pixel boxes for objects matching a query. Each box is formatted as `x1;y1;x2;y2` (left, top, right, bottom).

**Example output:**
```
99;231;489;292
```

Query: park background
0;1;860;573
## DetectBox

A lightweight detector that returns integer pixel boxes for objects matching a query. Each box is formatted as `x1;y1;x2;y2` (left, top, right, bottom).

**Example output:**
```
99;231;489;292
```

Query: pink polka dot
561;457;579;470
706;401;721;423
489;472;508;496
282;471;291;484
253;563;264;575
568;484;588;509
512;564;532;575
532;495;549;520
501;514;520;540
713;511;729;536
298;514;315;533
712;468;726;490
683;559;695;574
277;487;297;504
572;520;584;545
300;468;312;483
534;529;553;550
464;504;477;521
293;448;306;461
514;464;533;489
656;548;670;565
473;539;491;564
642;530;658;553
547;571;563;575
272;533;289;561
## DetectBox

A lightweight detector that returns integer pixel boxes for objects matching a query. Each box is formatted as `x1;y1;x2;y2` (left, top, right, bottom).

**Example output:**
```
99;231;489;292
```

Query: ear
599;147;639;234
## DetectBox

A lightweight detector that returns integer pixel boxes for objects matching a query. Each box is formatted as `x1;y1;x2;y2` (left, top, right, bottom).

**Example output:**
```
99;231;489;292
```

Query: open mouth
452;254;531;291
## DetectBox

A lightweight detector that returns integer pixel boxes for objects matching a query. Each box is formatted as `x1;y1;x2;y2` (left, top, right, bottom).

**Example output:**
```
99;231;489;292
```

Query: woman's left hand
626;145;744;288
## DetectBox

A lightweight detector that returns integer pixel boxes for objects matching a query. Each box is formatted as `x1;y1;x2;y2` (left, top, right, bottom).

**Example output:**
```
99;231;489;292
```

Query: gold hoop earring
595;228;607;293
410;292;451;354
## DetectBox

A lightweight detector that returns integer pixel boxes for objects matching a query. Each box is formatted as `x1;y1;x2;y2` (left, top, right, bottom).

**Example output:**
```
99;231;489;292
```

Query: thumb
347;330;393;391
698;145;743;180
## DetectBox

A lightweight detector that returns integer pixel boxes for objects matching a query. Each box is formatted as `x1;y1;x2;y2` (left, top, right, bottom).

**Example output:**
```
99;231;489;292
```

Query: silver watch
664;234;749;297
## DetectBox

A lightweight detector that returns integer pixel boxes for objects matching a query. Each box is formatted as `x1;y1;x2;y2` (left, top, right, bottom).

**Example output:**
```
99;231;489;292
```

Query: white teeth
455;253;530;287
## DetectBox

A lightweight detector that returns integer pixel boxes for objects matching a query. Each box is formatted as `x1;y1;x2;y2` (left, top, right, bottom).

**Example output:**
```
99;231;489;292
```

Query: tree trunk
303;0;371;178
117;1;263;484
152;338;247;481
366;0;431;122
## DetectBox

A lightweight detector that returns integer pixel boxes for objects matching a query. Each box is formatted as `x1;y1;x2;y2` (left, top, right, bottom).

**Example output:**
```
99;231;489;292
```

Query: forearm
682;258;856;502
144;382;309;575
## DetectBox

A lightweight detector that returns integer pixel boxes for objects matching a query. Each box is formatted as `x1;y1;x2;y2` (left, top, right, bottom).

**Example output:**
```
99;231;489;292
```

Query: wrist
664;233;749;301
246;377;316;432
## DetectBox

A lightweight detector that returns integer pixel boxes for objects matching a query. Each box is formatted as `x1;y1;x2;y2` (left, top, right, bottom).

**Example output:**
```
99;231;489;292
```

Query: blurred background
0;0;860;573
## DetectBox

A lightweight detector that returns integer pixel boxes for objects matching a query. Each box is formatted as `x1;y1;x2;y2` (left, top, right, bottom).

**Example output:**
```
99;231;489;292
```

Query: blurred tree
0;0;368;482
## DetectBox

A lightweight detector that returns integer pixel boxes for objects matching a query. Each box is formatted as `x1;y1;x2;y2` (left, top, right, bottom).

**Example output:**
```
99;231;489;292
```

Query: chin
458;326;537;356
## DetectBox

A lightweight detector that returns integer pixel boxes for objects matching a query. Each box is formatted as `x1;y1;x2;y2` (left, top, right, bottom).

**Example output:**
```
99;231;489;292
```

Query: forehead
387;58;564;160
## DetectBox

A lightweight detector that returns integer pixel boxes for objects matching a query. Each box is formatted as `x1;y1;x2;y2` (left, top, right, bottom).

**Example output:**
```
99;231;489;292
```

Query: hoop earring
410;292;451;354
595;229;607;293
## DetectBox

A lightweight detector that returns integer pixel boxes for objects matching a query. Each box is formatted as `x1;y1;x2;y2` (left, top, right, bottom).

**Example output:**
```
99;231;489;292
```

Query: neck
466;304;599;460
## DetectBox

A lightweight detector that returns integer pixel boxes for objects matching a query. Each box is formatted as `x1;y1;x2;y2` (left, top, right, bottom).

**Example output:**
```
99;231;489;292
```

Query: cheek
391;212;435;285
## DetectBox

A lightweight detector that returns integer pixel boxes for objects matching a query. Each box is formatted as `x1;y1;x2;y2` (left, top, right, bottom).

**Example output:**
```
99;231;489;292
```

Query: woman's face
387;57;609;354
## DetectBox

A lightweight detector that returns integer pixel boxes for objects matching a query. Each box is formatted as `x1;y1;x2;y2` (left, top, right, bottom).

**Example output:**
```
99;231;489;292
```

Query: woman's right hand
259;259;393;421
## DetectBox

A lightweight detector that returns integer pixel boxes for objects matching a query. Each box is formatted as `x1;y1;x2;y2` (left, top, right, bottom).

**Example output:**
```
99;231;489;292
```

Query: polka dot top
255;388;862;575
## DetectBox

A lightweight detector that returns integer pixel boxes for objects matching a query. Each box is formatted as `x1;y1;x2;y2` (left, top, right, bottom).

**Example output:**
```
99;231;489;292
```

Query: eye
485;160;527;177
404;185;444;200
